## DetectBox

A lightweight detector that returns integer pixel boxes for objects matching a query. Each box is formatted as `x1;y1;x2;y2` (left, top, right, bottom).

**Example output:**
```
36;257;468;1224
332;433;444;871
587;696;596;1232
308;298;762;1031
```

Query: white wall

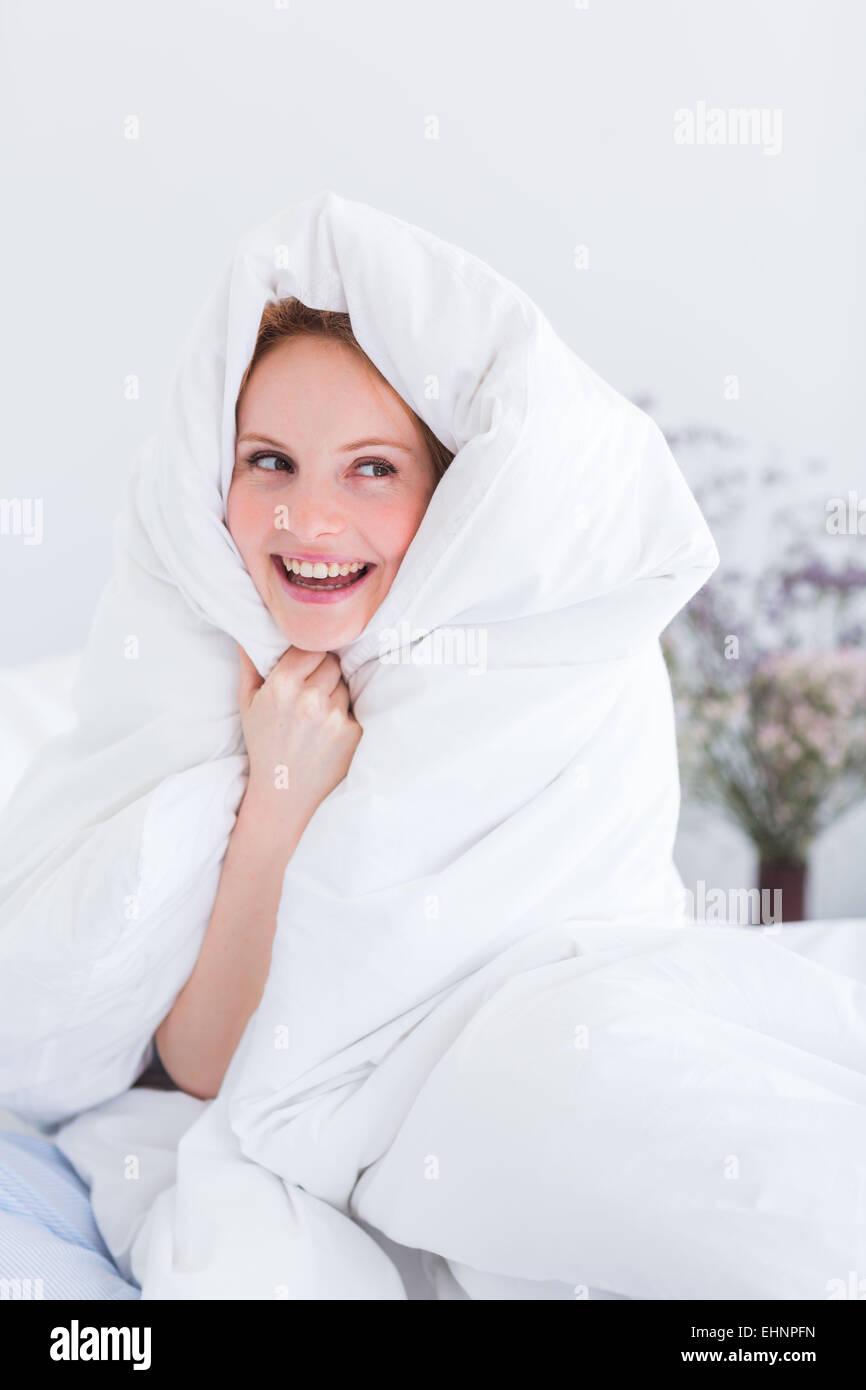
1;0;864;913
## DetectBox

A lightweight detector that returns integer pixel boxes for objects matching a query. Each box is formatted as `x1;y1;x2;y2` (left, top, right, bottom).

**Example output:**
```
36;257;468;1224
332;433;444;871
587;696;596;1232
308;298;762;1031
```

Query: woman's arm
153;788;308;1099
154;646;361;1100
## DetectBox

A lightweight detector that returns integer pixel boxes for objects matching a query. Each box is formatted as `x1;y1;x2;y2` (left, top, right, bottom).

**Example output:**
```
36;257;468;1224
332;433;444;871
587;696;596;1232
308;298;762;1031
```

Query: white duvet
2;191;865;1300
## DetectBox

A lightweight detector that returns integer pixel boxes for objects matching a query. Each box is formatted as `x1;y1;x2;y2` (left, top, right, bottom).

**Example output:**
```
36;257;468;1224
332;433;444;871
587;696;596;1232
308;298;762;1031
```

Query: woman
0;288;456;1298
152;297;453;1102
1;191;865;1300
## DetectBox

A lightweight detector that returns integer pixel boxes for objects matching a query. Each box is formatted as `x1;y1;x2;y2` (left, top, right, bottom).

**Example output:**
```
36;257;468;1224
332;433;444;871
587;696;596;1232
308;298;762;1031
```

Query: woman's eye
356;459;396;478
249;453;290;472
241;453;395;477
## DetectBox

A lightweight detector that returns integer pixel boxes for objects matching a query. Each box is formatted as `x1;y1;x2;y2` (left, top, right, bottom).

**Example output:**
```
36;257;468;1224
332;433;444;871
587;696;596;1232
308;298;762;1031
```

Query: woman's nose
279;481;346;540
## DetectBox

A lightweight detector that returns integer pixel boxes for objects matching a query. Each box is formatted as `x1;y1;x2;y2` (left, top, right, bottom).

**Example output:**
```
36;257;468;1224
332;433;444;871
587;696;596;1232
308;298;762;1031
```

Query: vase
758;860;808;924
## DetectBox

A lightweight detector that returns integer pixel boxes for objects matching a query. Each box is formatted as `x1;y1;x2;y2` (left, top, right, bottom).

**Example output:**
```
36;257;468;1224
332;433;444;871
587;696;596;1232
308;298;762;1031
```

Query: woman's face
227;335;439;651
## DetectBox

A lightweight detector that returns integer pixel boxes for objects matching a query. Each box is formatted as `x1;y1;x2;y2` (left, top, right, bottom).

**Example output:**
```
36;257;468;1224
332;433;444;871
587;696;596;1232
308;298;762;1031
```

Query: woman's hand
155;645;361;1102
237;645;362;831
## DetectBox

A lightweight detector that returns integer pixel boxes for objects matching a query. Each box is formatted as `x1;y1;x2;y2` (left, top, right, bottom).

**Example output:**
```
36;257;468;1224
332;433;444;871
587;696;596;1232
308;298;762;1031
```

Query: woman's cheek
225;483;243;543
364;494;428;562
226;485;264;562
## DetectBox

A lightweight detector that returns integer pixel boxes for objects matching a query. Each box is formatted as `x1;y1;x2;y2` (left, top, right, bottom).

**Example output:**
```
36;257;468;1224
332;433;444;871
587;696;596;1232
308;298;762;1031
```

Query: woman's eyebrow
236;431;415;453
236;432;288;448
339;437;416;453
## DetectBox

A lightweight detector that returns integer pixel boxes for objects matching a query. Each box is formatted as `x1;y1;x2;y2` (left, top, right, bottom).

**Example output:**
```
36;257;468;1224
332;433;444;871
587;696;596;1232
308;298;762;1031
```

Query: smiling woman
153;299;456;1100
4;192;865;1304
227;298;453;652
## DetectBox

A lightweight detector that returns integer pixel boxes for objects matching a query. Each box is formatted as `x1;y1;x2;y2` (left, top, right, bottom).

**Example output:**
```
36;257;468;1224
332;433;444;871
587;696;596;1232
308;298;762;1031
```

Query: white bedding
0;655;81;1138
2;655;865;1300
1;192;865;1300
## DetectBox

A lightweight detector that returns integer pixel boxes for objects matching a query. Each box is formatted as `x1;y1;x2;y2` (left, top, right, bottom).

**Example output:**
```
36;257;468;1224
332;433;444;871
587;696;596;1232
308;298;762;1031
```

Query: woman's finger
272;645;331;685
303;653;344;697
329;678;351;713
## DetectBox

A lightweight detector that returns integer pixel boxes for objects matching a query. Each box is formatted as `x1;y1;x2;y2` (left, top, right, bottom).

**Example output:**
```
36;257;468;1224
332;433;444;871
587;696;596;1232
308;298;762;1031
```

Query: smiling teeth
282;558;365;578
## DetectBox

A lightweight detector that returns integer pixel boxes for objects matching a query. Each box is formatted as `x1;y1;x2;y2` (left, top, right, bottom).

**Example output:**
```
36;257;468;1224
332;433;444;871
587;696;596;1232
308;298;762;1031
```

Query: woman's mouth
271;554;376;605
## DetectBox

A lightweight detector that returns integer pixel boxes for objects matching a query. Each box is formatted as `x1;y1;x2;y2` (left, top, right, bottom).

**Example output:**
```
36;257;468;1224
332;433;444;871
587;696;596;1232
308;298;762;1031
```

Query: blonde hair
235;297;454;480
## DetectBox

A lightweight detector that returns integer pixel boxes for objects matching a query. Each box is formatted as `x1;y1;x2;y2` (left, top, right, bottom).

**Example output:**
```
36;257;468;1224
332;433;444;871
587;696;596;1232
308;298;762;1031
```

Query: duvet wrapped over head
0;191;718;1133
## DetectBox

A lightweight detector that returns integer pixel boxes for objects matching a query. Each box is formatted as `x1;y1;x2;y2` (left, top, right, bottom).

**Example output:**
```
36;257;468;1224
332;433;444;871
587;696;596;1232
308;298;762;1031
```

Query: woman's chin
268;594;373;652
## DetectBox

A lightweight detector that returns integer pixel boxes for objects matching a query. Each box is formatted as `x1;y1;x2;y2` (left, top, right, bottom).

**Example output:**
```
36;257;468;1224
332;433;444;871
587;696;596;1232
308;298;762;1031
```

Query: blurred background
1;0;864;915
